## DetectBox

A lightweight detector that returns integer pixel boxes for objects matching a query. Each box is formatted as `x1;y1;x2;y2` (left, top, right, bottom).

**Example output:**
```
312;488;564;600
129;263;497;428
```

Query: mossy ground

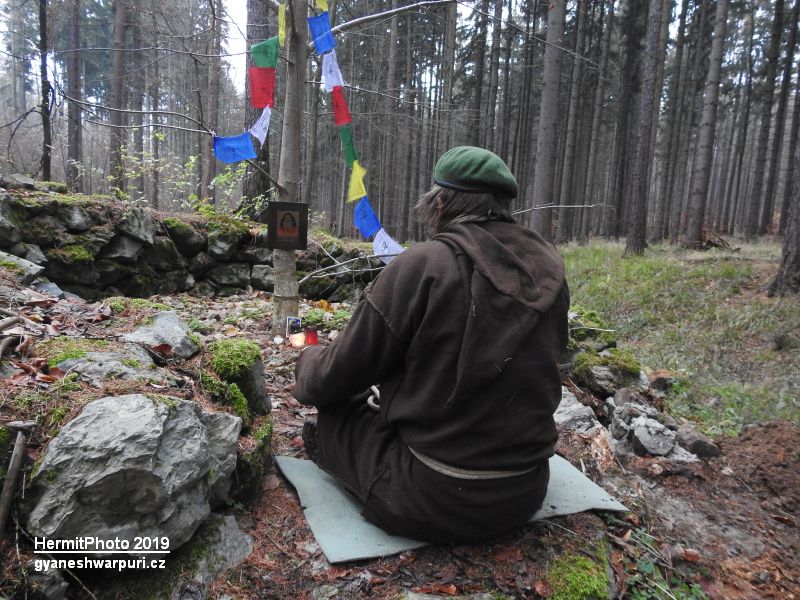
562;241;800;435
105;296;172;313
547;540;609;600
572;347;642;381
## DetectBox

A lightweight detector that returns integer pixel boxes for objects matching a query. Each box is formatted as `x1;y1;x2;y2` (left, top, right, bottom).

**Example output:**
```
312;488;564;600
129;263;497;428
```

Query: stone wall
0;189;385;301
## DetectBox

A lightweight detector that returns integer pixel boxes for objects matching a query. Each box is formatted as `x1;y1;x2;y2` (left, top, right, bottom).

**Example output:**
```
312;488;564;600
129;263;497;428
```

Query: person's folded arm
293;292;409;408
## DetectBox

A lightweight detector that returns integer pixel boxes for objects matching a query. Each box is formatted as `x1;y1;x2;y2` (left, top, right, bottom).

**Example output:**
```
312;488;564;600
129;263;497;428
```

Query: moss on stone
122;358;142;369
148;394;178;411
573;347;641;381
227;383;251;429
200;371;227;398
0;259;24;274
570;305;617;347
208;339;261;381
39;337;110;367
46;243;93;264
253;419;272;445
105;296;172;313
548;544;609;600
206;214;250;238
188;332;202;347
163;216;194;233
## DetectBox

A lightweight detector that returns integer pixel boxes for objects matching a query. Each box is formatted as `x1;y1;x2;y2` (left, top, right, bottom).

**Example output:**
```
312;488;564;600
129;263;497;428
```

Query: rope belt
407;447;539;481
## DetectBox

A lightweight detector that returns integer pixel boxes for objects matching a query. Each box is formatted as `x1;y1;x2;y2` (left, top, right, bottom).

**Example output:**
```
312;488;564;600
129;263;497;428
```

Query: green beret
433;146;518;198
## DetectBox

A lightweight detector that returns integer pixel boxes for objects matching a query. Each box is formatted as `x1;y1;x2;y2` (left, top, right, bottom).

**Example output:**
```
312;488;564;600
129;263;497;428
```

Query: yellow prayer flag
278;4;287;47
347;161;368;203
317;0;328;11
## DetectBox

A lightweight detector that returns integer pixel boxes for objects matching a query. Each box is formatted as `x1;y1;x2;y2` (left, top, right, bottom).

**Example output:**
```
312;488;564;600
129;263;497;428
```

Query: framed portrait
266;201;308;250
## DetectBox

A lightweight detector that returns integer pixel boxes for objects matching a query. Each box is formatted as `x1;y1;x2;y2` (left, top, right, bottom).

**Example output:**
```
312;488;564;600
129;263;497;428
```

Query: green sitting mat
274;454;628;564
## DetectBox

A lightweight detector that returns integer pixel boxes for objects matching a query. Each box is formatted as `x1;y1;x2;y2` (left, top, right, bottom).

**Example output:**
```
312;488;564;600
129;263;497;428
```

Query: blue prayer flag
308;12;336;54
213;133;257;164
354;197;381;238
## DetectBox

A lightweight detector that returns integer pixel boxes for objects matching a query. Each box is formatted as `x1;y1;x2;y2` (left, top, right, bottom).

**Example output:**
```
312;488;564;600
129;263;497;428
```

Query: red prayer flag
332;86;352;126
249;66;276;108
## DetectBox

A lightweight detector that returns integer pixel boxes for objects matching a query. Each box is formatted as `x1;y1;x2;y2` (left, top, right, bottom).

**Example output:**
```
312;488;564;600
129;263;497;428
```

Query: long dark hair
414;185;514;236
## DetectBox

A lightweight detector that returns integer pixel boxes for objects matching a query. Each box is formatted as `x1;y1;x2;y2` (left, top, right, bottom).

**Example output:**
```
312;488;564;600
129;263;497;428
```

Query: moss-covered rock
233;418;272;502
571;347;642;397
163;216;207;257
208;339;270;415
37;337;112;368
569;306;617;352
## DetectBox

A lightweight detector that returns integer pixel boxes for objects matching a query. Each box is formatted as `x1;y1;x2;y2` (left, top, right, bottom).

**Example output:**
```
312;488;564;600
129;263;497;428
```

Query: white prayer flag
372;228;404;265
322;51;345;92
249;107;272;146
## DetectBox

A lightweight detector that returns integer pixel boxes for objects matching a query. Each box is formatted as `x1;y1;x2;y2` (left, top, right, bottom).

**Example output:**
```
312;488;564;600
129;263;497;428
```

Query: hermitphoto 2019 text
34;535;170;553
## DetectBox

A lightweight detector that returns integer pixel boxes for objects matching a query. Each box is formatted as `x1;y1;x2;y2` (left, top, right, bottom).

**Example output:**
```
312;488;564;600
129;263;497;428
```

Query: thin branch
513;203;612;215
298;253;398;284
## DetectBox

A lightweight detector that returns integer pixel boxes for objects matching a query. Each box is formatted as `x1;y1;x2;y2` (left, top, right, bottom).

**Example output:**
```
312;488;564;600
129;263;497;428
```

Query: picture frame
266;201;308;250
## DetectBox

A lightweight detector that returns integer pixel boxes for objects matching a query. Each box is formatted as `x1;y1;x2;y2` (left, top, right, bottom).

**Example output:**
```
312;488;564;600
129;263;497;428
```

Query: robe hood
434;220;566;406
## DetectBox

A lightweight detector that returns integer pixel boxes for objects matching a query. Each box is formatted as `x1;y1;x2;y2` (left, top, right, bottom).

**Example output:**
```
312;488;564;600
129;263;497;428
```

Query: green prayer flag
339;125;358;167
252;36;279;68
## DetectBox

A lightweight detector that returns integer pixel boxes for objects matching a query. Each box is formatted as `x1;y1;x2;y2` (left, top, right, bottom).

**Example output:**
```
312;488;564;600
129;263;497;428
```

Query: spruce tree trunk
555;0;587;244
470;0;490;146
744;0;784;239
66;0;83;192
759;0;798;235
108;0;128;196
769;144;800;295
729;13;755;235
272;0;307;335
149;9;160;209
684;0;728;247
530;0;565;240
131;3;145;201
780;66;800;234
486;0;504;151
38;0;51;182
202;0;222;205
624;0;663;255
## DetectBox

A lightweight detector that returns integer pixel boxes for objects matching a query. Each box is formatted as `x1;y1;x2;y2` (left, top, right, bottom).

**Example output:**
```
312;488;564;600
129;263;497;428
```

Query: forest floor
1;241;798;599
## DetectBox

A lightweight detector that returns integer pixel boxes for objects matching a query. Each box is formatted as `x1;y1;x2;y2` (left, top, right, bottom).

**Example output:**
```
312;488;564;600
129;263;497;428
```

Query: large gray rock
206;263;251;287
200;412;242;506
554;387;601;433
0;199;22;247
207;231;244;261
251;264;274;291
630;416;676;456
24;395;242;554
163;219;207;257
59;205;93;232
23;215;67;246
98;234;145;263
235;246;273;264
56;344;181;388
149;237;188;271
584;365;618;397
189;252;217;277
26;563;69;600
117;207;155;245
0;250;45;284
8;242;47;265
123;311;200;358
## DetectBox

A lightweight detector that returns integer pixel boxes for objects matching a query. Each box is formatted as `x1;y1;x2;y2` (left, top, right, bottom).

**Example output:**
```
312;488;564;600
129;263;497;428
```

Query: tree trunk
272;0;307;334
780;62;800;234
555;0;587;244
38;0;51;181
131;2;145;201
769;144;800;295
744;0;785;239
201;0;222;205
243;0;272;211
108;0;128;196
381;0;399;230
530;0;565;240
684;0;728;247
66;0;83;192
11;0;27;115
149;8;160;209
470;0;490;146
760;0;798;235
486;0;504;151
579;0;614;244
624;0;663;255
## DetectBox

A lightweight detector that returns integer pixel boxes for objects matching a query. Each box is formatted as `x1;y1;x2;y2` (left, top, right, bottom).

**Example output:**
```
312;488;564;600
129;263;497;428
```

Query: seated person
294;146;569;543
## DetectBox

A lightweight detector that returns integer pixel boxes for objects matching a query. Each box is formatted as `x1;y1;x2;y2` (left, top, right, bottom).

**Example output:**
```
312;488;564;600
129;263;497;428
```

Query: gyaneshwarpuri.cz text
33;558;166;572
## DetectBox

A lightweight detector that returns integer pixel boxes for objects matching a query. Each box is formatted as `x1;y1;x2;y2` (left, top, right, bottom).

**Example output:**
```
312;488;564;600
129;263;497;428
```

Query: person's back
294;147;569;543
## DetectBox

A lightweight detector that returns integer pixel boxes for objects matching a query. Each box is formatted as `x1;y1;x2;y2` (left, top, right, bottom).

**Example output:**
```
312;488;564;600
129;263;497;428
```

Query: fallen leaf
35;373;58;383
48;367;66;378
224;324;241;336
45;324;60;336
679;548;702;562
150;343;174;356
325;566;350;581
768;514;795;526
492;546;524;562
534;580;553;597
413;584;457;595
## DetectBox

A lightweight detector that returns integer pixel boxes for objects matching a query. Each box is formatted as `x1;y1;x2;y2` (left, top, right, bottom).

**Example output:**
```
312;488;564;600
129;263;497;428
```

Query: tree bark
485;0;504;150
780;62;800;234
470;0;490;146
744;0;784;239
272;0;307;334
38;0;52;181
530;0;565;240
684;0;728;247
66;0;83;192
201;0;222;205
108;0;128;196
555;0;587;244
769;144;800;295
760;0;799;235
624;0;662;255
131;1;145;201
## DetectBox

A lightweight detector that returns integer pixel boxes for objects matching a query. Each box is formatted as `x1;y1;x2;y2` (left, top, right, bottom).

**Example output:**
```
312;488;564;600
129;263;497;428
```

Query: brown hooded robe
293;221;569;543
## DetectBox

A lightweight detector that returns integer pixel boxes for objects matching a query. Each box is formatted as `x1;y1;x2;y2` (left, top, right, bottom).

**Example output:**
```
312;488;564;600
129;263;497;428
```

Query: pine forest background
1;0;798;249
